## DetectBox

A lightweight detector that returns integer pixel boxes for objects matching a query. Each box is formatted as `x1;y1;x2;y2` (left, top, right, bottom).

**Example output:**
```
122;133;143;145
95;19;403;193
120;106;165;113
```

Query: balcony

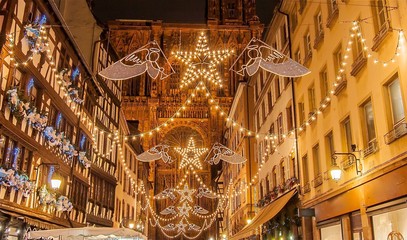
384;122;407;144
350;53;367;76
372;21;392;51
363;139;378;157
326;5;339;28
311;174;323;188
313;31;324;49
302;182;311;193
333;76;347;96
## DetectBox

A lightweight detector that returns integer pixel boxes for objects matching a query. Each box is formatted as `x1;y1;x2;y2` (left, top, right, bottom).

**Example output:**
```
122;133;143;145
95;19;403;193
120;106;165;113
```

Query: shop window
320;224;343;239
372;207;407;239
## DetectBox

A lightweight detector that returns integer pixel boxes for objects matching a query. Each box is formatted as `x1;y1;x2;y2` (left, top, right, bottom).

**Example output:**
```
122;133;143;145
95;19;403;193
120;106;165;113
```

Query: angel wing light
193;205;209;215
196;187;217;199
160;206;177;215
188;223;201;232
136;144;173;163
155;188;177;201
99;41;175;80
230;38;310;77
205;143;246;165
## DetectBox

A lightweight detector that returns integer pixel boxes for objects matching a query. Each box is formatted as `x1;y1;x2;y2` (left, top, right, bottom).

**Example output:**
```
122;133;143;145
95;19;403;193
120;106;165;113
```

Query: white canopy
28;226;147;240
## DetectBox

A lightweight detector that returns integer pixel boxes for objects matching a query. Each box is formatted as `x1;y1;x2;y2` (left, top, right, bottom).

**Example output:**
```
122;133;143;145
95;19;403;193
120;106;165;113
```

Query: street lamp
330;149;362;181
50;172;62;190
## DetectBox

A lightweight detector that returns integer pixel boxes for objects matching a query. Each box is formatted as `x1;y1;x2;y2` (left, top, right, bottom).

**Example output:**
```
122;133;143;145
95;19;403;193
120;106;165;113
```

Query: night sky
92;0;276;25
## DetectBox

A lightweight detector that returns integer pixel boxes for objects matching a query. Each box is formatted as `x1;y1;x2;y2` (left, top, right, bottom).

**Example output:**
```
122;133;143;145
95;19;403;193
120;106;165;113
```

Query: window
352;29;365;61
291;10;298;31
298;101;305;123
304;32;312;57
342;117;353;152
321;224;343;240
325;131;335;166
372;207;407;239
334;45;345;81
275;77;281;99
302;154;309;184
281;20;288;46
268;90;273;112
272;167;277;188
265;176;270;194
280;160;285;184
312;144;321;177
362;99;376;145
259;182;264;199
374;0;390;32
286;106;294;131
328;0;338;15
315;11;323;35
308;84;316;113
277;113;284;143
320;67;329;99
295;49;301;64
388;78;405;126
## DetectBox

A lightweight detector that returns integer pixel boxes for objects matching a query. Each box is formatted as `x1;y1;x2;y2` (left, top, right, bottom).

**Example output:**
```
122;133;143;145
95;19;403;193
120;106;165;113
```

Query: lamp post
33;163;61;207
330;150;362;181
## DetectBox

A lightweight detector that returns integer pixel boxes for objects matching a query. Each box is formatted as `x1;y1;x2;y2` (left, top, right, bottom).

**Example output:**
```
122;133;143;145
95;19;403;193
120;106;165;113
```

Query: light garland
174;137;207;170
350;21;405;67
173;32;233;89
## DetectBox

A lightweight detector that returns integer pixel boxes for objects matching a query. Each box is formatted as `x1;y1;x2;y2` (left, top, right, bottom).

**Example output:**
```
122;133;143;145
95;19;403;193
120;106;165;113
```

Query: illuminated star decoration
176;220;187;233
176;184;196;203
173;32;233;89
174;137;208;169
177;202;192;217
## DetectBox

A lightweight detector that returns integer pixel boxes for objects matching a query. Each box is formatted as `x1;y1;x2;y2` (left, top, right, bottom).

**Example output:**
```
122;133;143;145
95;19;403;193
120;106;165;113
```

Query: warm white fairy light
174;32;233;89
175;137;208;169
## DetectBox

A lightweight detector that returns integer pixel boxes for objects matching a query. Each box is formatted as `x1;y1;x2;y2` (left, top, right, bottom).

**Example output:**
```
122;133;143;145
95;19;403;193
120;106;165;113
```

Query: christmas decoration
99;41;174;80
177;202;192;217
176;184;195;203
136;144;173;163
160;206;177;215
196;186;217;199
193;205;209;215
230;38;310;77
205;142;246;165
155;188;177;200
173;32;233;89
174;138;207;169
78;151;91;168
0;167;34;198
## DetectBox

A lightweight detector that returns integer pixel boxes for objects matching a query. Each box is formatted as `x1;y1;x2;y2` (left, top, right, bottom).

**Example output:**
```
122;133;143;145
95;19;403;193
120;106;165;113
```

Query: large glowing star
176;184;196;203
174;137;208;169
173;32;233;89
177;202;192;217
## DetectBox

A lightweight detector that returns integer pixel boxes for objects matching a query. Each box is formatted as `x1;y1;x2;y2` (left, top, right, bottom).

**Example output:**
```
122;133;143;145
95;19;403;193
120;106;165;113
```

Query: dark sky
92;0;275;25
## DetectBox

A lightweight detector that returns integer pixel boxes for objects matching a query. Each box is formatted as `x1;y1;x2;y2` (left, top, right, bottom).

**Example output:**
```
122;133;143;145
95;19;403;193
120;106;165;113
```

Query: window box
313;31;324;49
326;6;339;28
371;21;392;51
350;53;367;76
384;122;407;144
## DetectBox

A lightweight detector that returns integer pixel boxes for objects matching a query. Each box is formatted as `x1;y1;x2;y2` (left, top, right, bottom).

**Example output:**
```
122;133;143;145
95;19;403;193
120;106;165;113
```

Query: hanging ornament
160;206;177;215
193;205;209;215
136;144;173;163
230;38;310;77
173;32;233;89
177;202;192;217
188;223;201;232
176;184;196;203
155;188;177;200
196;186;217;199
99;41;174;80
205;142;246;165
174;137;207;169
176;220;187;233
162;223;176;231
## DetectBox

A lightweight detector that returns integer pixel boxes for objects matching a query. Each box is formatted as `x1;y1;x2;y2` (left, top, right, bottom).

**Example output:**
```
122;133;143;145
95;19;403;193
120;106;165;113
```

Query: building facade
287;0;407;239
222;81;256;237
0;0;102;237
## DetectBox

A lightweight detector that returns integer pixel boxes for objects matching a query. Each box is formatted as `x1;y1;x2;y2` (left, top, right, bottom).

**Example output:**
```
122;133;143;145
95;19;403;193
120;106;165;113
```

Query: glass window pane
389;78;405;124
372;207;407;239
321;224;343;240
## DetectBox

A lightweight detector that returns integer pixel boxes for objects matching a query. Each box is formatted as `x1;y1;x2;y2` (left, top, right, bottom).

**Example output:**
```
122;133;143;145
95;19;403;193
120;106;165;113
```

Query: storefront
311;164;407;240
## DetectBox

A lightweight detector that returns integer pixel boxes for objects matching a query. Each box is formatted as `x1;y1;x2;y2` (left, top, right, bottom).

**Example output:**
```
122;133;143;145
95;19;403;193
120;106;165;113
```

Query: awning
28;226;147;239
230;189;297;240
